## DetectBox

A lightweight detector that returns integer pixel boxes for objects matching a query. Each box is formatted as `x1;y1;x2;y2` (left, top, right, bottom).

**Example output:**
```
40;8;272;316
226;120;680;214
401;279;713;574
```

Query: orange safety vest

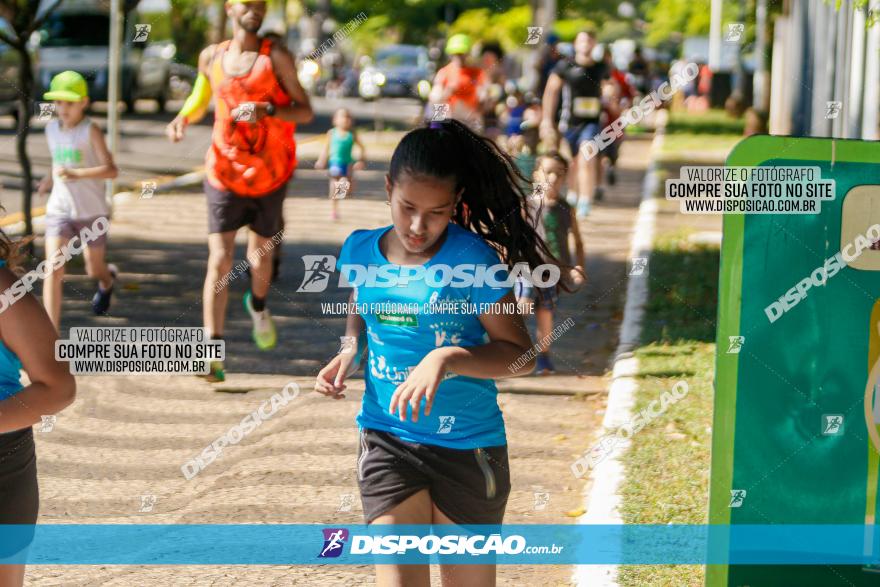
206;38;297;196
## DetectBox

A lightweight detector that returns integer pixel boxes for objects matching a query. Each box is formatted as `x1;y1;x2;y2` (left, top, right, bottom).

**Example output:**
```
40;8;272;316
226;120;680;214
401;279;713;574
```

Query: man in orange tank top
166;0;313;382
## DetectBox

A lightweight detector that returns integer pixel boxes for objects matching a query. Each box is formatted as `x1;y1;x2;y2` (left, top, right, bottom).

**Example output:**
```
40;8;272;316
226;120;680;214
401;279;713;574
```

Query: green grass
658;109;745;164
666;109;745;135
658;133;743;162
616;233;720;587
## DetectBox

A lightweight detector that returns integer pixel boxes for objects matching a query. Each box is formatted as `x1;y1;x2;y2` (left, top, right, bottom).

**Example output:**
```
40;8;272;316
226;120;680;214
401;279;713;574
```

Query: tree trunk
16;46;34;242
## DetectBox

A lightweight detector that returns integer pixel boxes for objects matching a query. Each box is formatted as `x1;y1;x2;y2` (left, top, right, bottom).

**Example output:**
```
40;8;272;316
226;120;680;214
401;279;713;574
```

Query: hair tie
429;120;444;129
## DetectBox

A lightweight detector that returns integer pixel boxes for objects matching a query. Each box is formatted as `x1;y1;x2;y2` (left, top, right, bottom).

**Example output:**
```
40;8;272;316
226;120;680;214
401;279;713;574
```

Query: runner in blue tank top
0;248;76;587
315;118;566;586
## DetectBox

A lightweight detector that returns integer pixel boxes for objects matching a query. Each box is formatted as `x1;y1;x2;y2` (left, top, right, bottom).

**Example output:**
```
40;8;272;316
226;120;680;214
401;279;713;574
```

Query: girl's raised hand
388;350;446;423
315;352;356;400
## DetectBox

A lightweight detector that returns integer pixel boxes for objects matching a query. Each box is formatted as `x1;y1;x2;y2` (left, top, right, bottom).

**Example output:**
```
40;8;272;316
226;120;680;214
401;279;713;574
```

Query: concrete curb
572;122;665;586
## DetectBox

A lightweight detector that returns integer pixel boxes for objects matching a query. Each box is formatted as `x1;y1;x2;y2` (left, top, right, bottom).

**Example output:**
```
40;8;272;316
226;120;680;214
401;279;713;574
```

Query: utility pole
709;0;723;71
754;0;769;111
106;0;123;208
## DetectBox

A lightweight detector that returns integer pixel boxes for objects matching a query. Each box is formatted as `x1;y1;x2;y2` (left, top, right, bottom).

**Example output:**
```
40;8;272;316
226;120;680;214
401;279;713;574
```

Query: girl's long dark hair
388;118;573;292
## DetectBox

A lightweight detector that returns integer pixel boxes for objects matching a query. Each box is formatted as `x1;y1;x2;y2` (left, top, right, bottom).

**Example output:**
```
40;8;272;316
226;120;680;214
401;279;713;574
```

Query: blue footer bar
2;524;880;565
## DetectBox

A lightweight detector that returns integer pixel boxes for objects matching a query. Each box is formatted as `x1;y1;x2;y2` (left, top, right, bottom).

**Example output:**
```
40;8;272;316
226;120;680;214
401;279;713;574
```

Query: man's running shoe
91;264;118;315
243;290;277;350
535;354;556;375
576;199;591;218
198;360;225;383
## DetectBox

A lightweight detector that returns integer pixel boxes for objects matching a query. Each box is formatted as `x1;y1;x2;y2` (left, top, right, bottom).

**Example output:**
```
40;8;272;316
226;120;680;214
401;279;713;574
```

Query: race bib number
573;96;601;118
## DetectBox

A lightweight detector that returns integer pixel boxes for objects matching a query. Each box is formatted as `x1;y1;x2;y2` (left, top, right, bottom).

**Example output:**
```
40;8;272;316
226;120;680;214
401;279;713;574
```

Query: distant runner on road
540;30;611;218
166;0;313;382
428;34;488;130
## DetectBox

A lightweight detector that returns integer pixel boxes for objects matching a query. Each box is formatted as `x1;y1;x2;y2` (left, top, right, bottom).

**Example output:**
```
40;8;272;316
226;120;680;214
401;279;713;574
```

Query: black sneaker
594;186;605;202
92;264;117;315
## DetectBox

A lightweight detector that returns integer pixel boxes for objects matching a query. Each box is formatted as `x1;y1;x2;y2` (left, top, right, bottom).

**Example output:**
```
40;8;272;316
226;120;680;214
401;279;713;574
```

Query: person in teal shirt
315;108;367;221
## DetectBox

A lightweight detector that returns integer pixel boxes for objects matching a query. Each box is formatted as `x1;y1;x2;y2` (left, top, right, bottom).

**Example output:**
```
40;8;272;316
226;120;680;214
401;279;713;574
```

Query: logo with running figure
822;414;844;436
431;103;450;122
629;257;648;276
332;178;351;200
525;26;543;45
318;528;349;558
39;415;57;432
297;255;337;292
729;489;747;508
140;181;157;199
133;24;151;42
235;102;256;122
825;101;842;120
139;494;156;513
437;416;456;434
725;23;744;42
37;102;56;121
727;336;745;354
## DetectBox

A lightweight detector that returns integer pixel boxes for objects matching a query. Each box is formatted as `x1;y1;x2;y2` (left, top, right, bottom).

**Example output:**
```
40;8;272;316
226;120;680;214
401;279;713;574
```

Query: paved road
0;96;424;219
21;127;651;585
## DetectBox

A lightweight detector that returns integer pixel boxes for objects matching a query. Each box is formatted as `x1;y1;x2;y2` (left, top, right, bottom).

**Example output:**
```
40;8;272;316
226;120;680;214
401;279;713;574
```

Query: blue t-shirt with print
337;223;511;449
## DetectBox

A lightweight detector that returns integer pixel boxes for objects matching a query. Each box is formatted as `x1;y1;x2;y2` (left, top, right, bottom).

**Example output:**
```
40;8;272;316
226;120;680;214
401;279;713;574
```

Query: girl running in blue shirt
0;234;76;586
315;118;570;587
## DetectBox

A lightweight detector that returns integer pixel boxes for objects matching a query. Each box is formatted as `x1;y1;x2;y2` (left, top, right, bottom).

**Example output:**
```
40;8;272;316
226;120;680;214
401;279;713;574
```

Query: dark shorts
0;428;38;559
564;121;601;157
204;180;286;238
44;215;108;247
357;428;510;525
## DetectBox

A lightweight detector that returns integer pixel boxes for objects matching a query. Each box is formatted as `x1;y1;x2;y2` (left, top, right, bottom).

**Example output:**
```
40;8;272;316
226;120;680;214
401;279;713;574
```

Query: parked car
35;0;166;111
359;44;433;101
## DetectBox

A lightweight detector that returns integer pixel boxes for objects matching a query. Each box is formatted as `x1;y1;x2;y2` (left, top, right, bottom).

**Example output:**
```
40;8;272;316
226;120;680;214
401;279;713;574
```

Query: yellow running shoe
243;290;277;350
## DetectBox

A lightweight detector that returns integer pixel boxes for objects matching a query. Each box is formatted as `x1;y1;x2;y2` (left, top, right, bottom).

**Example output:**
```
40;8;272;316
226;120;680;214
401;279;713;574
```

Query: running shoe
606;166;617;186
243;290;277;350
576;199;591;218
198;360;225;383
91;264;118;315
566;191;579;206
594;186;605;202
535;354;556;375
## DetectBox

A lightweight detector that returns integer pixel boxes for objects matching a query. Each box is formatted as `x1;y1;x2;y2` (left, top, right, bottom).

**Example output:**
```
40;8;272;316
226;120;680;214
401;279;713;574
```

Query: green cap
445;33;472;55
43;70;88;102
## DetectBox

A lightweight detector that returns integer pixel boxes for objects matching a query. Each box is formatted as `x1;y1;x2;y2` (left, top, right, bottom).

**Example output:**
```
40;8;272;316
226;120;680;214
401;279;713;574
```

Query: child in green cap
37;70;119;331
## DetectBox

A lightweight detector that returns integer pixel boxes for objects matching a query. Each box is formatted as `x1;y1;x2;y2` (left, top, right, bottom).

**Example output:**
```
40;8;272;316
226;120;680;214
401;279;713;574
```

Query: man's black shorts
357;428;510;525
204;180;286;237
